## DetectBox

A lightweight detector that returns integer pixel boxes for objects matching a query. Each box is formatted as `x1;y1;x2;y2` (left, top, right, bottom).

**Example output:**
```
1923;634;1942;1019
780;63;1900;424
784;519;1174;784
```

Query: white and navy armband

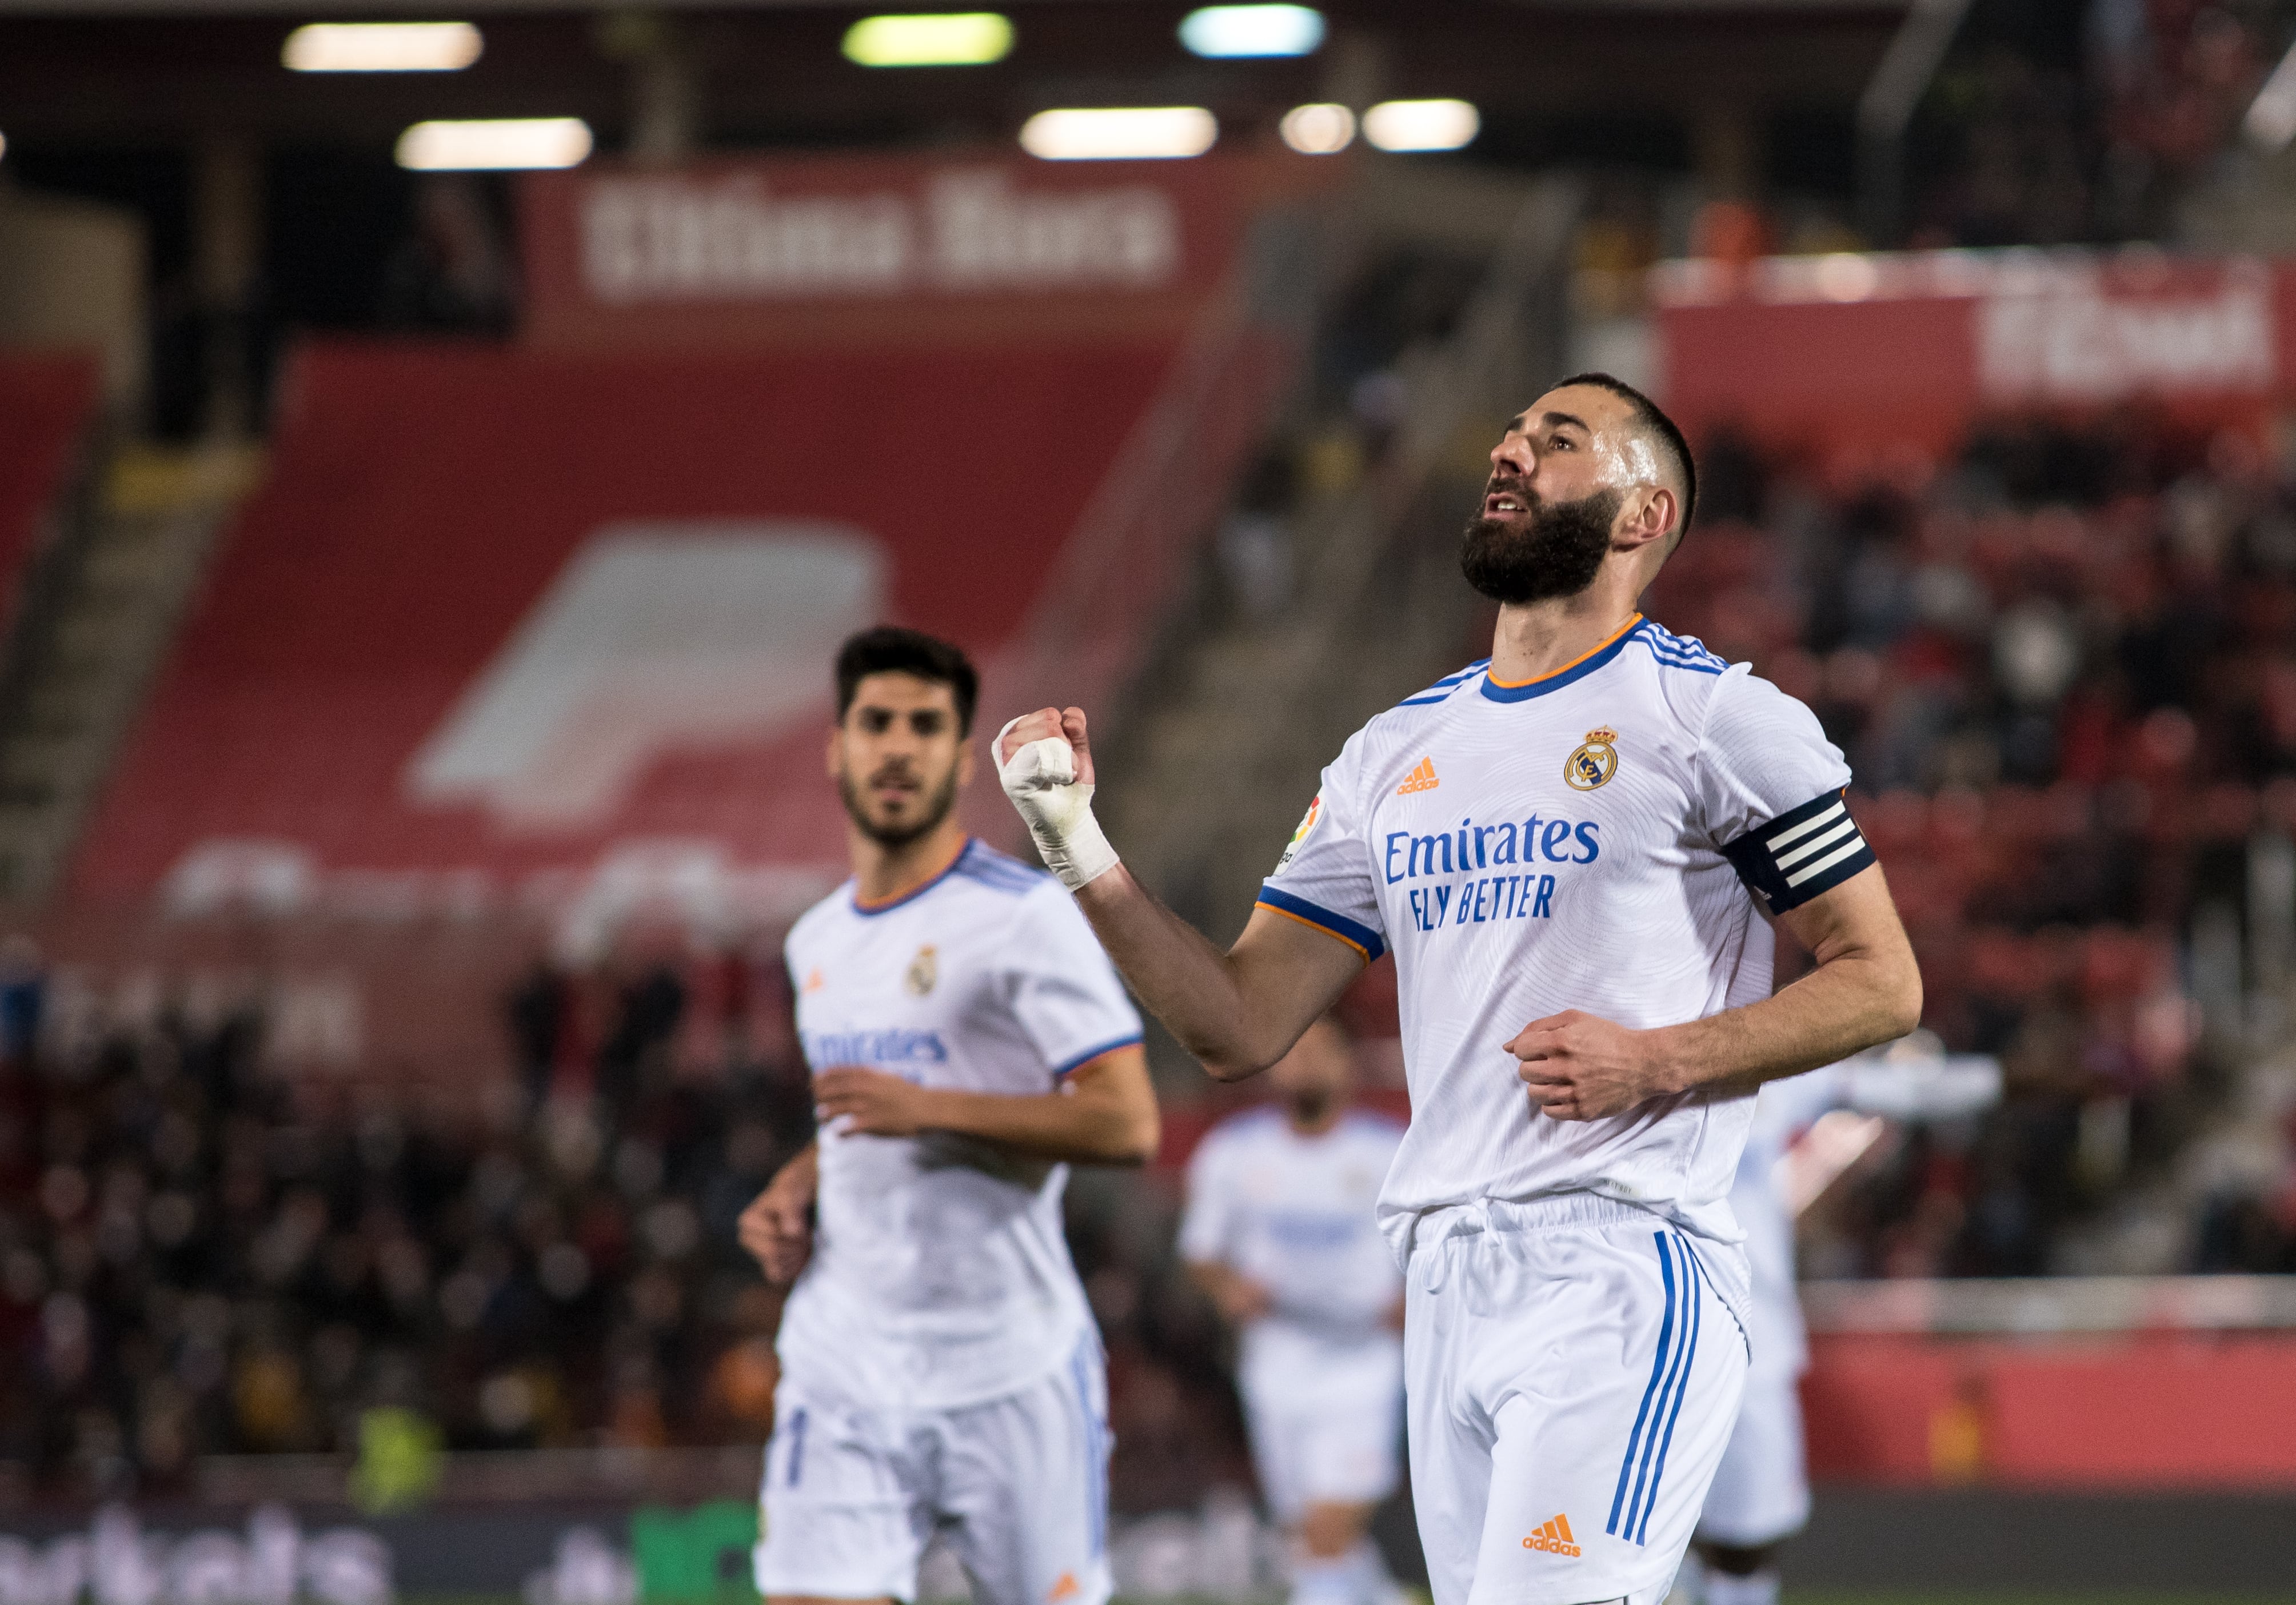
1722;790;1875;912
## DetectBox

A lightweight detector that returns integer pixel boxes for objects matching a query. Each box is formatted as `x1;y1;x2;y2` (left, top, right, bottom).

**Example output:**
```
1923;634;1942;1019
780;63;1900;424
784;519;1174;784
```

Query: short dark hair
834;626;980;736
1552;371;1698;545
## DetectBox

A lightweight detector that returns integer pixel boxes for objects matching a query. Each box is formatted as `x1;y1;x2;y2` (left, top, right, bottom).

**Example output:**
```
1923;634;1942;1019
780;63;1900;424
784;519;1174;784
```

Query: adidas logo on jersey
1522;1513;1581;1556
1396;757;1440;794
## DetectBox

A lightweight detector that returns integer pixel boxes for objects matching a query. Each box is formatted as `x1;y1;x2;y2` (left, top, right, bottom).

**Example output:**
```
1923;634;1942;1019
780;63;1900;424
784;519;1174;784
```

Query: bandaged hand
996;708;1119;891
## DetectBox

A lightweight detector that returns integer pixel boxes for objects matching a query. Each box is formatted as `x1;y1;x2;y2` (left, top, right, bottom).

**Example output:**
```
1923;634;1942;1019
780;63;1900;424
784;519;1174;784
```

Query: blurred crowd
0;950;814;1499
1643;409;2295;1276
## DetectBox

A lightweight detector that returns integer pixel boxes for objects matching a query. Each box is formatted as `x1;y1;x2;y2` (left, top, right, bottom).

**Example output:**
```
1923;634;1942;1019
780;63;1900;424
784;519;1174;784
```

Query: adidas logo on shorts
1522;1513;1581;1557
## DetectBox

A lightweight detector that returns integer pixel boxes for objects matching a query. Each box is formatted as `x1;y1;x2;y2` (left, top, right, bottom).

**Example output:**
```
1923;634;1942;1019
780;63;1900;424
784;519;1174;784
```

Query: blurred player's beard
837;762;960;850
1460;484;1623;604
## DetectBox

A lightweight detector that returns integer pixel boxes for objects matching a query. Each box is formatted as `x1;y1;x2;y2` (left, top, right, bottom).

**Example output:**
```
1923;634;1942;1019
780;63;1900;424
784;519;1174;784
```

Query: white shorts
1694;1364;1809;1548
1403;1198;1750;1605
1241;1344;1404;1522
754;1335;1112;1605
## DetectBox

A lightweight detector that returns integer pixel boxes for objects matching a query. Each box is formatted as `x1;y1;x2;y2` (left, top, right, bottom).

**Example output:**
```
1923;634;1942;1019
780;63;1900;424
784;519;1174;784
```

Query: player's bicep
1221;903;1369;1068
1774;859;1903;962
1063;1043;1155;1113
1775;862;1922;1031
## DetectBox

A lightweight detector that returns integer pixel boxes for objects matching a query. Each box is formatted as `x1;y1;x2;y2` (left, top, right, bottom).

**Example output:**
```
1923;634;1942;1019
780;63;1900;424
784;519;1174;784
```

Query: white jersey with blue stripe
1259;614;1871;1256
1178;1105;1406;1401
779;837;1144;1410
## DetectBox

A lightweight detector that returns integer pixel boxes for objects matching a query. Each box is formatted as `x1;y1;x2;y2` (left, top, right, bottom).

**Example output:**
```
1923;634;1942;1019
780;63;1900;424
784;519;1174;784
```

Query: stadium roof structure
0;0;1915;154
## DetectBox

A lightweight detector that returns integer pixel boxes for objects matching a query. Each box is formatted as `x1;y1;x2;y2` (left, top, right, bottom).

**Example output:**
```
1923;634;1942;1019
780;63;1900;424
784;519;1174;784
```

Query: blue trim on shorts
1069;1340;1107;1558
1608;1230;1710;1545
1639;1233;1705;1544
1607;1234;1676;1539
783;1406;808;1487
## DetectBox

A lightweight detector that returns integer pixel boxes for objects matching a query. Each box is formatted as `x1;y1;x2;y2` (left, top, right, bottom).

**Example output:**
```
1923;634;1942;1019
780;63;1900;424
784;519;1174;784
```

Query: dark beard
1460;485;1622;605
837;765;960;850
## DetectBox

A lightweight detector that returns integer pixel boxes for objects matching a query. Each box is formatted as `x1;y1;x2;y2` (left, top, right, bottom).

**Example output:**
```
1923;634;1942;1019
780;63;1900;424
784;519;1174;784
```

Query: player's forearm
1073;867;1289;1080
771;1141;820;1197
1650;940;1922;1098
915;1084;1159;1165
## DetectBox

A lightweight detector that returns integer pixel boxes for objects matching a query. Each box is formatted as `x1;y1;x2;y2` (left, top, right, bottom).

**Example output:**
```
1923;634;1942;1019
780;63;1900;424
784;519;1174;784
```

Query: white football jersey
778;837;1143;1410
1260;614;1873;1257
1177;1105;1405;1402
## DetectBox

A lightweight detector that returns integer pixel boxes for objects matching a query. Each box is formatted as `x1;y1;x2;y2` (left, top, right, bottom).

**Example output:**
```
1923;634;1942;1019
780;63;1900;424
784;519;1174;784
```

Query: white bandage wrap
995;715;1120;891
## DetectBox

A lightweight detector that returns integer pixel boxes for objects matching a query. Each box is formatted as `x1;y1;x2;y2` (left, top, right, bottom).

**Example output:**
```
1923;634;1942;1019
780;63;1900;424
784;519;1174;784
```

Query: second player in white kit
996;375;1926;1605
742;628;1159;1605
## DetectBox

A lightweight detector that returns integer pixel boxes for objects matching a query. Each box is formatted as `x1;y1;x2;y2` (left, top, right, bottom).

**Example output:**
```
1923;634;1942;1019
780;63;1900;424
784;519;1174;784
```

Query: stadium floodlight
842;13;1014;67
1362;98;1480;152
283;22;483;73
1280;102;1355;154
396;118;593;171
2247;42;2296;151
1179;5;1325;58
1020;107;1217;161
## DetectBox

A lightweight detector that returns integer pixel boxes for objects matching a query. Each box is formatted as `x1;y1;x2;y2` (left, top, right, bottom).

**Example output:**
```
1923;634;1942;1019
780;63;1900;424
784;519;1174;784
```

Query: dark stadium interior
5;0;2296;1598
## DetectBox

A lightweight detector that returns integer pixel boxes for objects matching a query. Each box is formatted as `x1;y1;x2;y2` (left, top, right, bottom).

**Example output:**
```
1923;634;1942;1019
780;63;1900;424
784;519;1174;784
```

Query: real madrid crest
1565;725;1619;790
904;945;938;997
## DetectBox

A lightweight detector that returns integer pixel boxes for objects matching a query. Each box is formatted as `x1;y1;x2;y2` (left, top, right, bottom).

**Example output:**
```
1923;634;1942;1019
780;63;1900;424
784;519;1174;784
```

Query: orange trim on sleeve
1254;899;1372;965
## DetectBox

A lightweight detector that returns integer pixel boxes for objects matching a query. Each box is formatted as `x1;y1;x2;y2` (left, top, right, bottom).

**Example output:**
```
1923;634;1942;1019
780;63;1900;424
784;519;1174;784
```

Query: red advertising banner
1804;1331;2296;1489
1656;251;2296;460
521;150;1329;350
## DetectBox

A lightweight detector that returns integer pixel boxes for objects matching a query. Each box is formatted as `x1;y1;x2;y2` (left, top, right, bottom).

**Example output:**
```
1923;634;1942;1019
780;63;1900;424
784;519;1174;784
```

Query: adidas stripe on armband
1721;790;1876;913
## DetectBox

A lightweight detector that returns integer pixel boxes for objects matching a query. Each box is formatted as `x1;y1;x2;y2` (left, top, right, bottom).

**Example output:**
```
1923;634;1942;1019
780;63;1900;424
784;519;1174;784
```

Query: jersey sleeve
1176;1130;1235;1265
1005;884;1145;1077
1257;733;1388;964
1695;666;1874;914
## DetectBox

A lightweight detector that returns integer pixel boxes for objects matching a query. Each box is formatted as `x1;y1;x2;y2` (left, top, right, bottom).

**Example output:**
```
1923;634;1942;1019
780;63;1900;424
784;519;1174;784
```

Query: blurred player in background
996;374;1926;1605
1687;1036;2000;1605
1180;1017;1407;1605
739;626;1159;1605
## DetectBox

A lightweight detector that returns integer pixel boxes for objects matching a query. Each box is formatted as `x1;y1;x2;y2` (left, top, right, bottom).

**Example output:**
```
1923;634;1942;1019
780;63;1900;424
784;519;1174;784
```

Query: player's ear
1619;484;1675;552
824;722;842;780
956;732;977;789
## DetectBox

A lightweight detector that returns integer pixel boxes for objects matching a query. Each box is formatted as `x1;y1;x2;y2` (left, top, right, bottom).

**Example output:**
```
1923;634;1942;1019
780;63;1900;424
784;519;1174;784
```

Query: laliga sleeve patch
1721;790;1875;912
1272;793;1322;875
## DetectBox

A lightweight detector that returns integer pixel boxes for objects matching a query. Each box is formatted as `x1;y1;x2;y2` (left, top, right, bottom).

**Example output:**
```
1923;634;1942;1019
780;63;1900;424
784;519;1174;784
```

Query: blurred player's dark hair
836;625;981;735
1554;371;1698;544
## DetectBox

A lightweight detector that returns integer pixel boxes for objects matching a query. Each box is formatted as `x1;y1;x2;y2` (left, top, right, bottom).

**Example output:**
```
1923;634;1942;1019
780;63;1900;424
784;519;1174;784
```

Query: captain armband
1721;790;1876;913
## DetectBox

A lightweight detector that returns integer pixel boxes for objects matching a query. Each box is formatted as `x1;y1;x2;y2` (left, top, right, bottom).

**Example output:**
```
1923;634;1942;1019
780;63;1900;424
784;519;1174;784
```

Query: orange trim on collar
1485;613;1643;690
853;833;973;913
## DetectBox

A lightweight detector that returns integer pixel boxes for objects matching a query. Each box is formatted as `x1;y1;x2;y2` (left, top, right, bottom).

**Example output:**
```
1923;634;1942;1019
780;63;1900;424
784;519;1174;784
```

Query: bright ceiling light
1020;107;1217;161
842;13;1013;67
1179;5;1324;58
1280;102;1355;154
283;22;483;73
1362;98;1479;153
396;118;592;171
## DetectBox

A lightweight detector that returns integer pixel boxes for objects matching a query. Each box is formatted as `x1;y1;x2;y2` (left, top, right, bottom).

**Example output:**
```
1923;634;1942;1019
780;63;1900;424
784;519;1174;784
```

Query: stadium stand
68;342;1183;899
0;353;98;634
